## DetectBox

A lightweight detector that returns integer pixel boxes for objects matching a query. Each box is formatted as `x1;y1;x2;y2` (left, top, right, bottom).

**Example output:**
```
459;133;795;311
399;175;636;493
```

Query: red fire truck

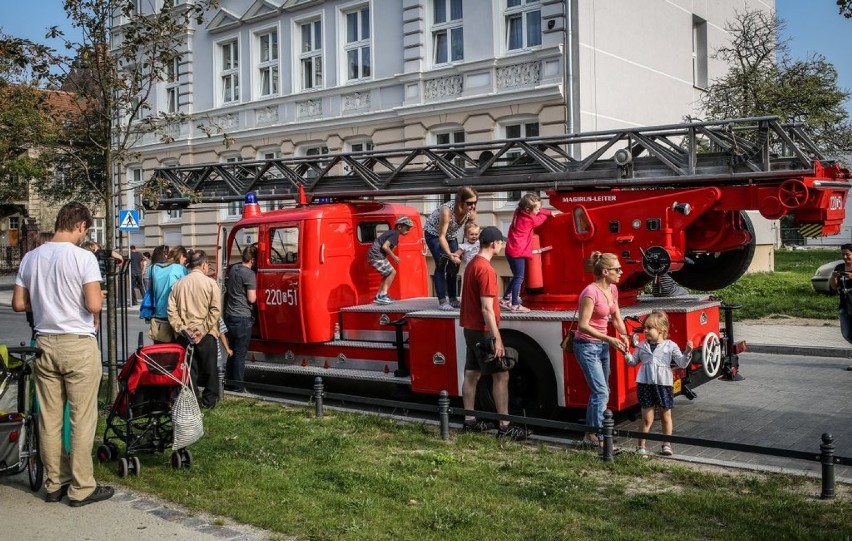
145;117;850;418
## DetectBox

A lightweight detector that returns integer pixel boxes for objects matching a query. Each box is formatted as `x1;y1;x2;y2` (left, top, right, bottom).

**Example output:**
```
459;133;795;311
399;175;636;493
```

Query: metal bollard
313;377;324;418
438;390;450;440
601;409;615;462
820;433;835;500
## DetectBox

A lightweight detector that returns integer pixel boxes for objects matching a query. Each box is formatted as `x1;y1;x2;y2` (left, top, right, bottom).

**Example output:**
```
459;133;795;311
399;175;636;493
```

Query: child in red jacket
502;193;552;312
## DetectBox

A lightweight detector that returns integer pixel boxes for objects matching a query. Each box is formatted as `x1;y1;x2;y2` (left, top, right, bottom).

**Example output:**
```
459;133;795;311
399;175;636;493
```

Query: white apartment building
122;0;775;271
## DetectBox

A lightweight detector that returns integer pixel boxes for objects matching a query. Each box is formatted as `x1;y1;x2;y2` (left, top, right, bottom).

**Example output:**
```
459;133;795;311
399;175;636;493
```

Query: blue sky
1;0;850;114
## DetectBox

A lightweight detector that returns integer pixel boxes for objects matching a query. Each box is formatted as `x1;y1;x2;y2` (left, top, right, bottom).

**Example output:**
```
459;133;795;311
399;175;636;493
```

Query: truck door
225;225;260;338
258;224;305;342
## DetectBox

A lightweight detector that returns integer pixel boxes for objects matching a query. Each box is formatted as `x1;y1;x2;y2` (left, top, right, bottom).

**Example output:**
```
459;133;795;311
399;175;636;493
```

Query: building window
432;0;463;65
220;40;239;103
435;129;466;168
506;0;541;51
344;6;371;81
349;140;374;153
692;16;708;89
165;56;179;113
8;217;19;230
501;121;539;204
301;145;330;180
300;19;323;90
224;156;244;218
89;218;105;245
128;167;145;223
258;30;279;97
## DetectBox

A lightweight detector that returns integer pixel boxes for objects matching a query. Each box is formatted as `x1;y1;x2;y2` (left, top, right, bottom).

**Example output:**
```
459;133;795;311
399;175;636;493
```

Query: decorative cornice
424;75;462;101
297;99;322;118
496;62;541;89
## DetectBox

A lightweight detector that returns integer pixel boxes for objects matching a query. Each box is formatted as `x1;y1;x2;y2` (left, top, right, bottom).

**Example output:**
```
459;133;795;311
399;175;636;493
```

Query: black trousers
131;274;145;304
178;334;219;406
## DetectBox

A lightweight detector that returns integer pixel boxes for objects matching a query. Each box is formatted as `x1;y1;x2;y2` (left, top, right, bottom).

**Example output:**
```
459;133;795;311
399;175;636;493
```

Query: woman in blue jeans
422;186;478;310
573;251;630;450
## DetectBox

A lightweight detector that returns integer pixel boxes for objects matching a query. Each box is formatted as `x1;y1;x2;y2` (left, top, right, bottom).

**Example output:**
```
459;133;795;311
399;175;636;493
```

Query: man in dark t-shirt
224;245;257;393
129;245;144;305
459;226;529;440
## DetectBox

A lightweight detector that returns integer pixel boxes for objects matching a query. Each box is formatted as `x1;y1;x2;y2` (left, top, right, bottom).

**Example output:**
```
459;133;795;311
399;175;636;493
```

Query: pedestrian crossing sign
118;209;140;231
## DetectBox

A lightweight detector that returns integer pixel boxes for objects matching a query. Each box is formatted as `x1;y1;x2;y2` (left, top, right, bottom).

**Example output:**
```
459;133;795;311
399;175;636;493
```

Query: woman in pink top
573;252;629;451
501;193;553;312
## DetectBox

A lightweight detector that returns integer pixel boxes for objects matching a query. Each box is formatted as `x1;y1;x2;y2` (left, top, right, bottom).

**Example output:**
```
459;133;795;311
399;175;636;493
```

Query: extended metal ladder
143;116;840;209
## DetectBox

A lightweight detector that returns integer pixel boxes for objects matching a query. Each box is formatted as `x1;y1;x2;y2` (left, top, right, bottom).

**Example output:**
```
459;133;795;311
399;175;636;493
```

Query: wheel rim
702;332;722;378
26;419;43;491
180;448;193;469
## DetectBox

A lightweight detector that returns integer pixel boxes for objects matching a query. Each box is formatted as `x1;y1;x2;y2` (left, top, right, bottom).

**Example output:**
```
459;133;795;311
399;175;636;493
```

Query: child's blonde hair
518;193;541;212
463;221;480;236
643;310;670;339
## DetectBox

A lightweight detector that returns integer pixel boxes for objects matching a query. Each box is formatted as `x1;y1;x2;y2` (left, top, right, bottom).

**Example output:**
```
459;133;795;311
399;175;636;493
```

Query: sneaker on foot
510;304;531;313
636;447;650;458
438;303;455;311
462;419;494;432
499;297;512;309
68;485;115;507
374;294;393;305
660;444;673;456
449;298;461;309
45;483;70;503
497;424;532;441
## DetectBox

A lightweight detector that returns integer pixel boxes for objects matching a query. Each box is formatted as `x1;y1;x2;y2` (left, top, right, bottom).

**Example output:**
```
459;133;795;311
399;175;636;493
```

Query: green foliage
714;249;839;319
703;8;852;153
95;400;851;541
0;36;60;203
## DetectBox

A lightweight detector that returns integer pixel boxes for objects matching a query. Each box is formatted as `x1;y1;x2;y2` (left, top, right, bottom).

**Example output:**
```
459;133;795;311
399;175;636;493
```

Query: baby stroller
0;345;44;491
98;341;198;477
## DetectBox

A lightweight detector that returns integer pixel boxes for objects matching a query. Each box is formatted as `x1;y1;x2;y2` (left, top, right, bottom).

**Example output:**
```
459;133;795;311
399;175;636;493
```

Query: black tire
26;415;43;492
106;441;119;460
671;212;756;291
474;332;558;419
118;457;129;478
131;456;141;477
96;444;112;463
171;451;183;469
180;448;193;469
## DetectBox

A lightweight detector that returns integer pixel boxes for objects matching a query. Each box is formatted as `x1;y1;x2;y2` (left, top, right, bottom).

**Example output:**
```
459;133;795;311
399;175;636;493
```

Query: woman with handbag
573;251;630;452
148;245;188;343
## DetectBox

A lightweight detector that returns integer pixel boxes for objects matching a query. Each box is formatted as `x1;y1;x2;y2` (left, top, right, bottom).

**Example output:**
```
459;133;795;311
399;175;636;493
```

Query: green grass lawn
95;399;850;541
89;249;850;540
714;248;840;320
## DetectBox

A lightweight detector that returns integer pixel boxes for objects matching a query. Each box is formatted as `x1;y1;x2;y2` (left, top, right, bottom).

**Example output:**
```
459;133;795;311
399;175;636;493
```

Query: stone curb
746;344;852;359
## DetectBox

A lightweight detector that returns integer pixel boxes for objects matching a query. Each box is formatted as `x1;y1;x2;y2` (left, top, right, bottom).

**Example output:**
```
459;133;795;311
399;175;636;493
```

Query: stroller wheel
107;442;119;460
180;449;193;469
171;451;183;469
118;457;129;478
97;444;112;463
131;456;141;477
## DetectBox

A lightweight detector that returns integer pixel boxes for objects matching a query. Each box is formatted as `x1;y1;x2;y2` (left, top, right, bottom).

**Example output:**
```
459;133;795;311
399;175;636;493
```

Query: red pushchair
98;343;196;476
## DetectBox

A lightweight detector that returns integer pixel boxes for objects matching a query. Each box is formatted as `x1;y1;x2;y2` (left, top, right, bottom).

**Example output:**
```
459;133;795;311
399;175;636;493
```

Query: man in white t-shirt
12;202;114;507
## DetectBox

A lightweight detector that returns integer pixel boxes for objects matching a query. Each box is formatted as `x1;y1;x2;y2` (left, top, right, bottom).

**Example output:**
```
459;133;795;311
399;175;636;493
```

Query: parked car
811;260;842;294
